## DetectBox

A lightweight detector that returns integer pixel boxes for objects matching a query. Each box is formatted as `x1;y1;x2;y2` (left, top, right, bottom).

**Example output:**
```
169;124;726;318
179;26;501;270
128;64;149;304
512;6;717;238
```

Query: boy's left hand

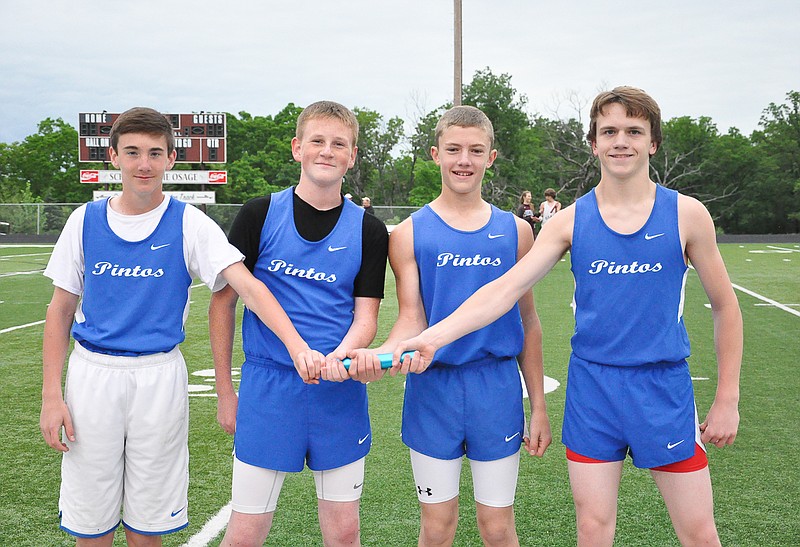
700;399;739;447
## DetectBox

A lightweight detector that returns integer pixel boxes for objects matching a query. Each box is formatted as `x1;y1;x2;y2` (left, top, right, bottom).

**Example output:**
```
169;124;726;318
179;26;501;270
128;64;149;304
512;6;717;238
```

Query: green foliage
1;85;798;234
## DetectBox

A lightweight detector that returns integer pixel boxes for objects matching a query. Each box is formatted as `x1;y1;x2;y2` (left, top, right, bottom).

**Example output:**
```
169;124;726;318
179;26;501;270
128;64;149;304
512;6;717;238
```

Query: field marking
689;264;799;318
0;320;45;334
767;245;800;253
181;503;231;547
0;269;45;278
0;252;52;259
731;282;800;318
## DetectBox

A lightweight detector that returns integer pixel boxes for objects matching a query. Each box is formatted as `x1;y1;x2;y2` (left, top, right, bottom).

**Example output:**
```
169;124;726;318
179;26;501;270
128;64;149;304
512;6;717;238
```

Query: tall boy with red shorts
396;87;742;546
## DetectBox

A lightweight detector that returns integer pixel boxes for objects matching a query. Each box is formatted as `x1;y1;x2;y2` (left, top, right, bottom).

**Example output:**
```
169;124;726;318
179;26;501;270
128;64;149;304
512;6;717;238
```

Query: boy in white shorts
396;87;743;546
350;105;552;546
40;107;321;547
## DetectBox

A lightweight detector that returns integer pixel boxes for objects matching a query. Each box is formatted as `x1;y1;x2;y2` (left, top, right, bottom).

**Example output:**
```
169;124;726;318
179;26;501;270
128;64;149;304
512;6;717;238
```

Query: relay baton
341;351;416;370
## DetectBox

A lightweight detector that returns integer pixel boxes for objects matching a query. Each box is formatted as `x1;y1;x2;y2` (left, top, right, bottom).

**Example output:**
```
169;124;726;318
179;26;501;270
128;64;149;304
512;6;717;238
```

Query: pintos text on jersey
268;259;337;283
588;259;663;275
91;261;165;278
436;252;502;268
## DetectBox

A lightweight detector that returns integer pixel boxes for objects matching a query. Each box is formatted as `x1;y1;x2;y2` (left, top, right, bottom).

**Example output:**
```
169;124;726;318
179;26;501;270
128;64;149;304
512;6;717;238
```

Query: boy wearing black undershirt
210;101;389;547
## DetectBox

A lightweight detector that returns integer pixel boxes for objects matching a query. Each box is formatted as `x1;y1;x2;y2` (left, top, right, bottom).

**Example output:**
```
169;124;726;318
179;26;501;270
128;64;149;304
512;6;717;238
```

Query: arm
395;207;574;368
40;287;79;452
513;217;552;457
681;196;742;448
325;296;383;383
209;285;240;434
220;262;324;384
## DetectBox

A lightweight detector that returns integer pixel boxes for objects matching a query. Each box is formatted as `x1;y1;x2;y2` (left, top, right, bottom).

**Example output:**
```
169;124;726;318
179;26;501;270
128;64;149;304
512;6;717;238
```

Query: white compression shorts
409;449;520;507
231;455;366;514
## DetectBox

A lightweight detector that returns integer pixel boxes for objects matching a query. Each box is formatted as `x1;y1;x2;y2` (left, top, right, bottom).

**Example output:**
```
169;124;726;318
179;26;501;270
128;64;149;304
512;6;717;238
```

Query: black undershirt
227;189;389;298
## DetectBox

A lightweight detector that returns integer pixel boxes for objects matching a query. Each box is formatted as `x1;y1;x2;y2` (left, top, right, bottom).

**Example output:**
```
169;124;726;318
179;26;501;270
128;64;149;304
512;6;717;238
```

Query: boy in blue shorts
40;107;313;547
350;105;551;546
396;87;743;546
209;101;389;546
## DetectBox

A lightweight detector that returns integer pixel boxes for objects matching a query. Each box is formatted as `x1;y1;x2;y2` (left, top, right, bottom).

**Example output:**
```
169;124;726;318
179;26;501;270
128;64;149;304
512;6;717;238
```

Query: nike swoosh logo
505;432;521;442
488;234;505;239
358;434;370;445
328;245;347;252
667;439;685;450
644;233;665;240
150;243;171;250
170;507;184;517
353;482;364;490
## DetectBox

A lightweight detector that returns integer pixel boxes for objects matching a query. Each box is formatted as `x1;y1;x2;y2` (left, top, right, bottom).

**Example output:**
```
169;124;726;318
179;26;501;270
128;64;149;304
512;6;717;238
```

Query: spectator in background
362;196;376;216
539;188;562;226
516;190;539;233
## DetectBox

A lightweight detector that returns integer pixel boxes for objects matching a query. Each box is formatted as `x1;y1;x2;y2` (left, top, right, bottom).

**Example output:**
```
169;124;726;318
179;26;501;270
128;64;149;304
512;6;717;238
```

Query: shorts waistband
244;354;293;369
74;341;181;367
432;355;516;370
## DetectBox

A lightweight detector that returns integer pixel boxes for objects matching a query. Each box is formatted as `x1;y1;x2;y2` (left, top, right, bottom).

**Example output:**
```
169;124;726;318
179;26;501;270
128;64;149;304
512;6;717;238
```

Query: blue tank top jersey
72;197;192;356
412;204;523;366
570;185;691;366
242;187;364;365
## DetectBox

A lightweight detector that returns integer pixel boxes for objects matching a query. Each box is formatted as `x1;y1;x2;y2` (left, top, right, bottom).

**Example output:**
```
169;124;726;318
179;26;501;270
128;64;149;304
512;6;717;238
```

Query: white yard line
181;503;232;547
767;245;800;253
0;269;45;278
731;282;800;318
0;320;45;334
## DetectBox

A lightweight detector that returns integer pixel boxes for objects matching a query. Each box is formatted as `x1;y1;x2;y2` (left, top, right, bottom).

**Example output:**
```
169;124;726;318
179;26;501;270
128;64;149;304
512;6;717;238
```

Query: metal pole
454;0;462;105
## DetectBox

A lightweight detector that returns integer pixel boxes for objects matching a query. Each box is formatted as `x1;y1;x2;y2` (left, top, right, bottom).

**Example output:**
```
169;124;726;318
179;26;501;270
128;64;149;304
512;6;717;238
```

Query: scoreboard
78;112;227;164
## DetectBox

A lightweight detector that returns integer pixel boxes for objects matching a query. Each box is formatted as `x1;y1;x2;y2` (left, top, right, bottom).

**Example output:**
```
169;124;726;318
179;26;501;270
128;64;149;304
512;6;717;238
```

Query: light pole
454;0;462;106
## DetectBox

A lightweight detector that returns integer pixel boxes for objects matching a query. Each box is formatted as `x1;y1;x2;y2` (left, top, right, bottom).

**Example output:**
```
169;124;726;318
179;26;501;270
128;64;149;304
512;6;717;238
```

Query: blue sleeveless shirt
73;197;192;356
570;185;691;366
242;188;364;365
412;204;523;366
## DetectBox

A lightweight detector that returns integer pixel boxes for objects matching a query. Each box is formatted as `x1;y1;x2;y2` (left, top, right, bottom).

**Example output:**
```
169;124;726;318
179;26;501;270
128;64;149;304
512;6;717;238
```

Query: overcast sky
1;0;798;145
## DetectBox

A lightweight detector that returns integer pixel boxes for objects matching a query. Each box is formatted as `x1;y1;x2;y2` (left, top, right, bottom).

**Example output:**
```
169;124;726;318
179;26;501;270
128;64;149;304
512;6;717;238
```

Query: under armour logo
417;485;433;496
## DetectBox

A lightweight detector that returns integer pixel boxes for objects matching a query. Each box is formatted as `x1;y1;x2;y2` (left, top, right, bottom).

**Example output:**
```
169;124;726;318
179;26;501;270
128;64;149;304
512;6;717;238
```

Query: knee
420;511;458;546
676;520;720;547
575;512;616;545
324;515;361;545
476;508;517;547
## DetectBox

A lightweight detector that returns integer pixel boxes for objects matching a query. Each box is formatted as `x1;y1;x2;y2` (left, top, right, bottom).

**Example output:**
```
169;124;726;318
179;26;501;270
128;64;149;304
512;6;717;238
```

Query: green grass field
0;242;798;546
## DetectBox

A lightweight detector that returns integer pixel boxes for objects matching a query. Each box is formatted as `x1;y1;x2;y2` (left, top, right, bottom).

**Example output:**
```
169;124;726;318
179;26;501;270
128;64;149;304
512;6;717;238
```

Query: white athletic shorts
410;449;520;507
231;455;365;514
59;343;189;538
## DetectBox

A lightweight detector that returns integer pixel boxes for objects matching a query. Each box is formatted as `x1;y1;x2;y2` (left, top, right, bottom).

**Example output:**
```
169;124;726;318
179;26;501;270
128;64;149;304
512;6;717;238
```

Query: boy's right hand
216;391;238;435
292;348;326;384
40;396;74;453
391;337;435;376
346;348;387;384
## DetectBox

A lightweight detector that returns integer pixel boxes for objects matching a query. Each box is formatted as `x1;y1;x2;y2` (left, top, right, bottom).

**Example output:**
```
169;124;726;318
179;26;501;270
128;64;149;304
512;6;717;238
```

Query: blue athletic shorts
402;357;524;461
234;358;371;472
562;354;698;469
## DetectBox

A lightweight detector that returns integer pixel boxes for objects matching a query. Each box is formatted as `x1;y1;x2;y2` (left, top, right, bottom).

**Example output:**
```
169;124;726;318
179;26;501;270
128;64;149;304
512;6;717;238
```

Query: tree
2;118;90;204
350;108;406;205
461;68;535;206
749;91;800;233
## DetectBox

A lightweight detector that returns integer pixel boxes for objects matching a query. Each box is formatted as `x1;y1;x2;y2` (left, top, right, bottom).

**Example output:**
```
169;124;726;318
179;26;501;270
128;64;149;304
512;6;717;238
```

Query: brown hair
434;105;494;148
544;188;557;199
296;101;359;146
519;190;531;204
110;107;174;153
587;86;662;154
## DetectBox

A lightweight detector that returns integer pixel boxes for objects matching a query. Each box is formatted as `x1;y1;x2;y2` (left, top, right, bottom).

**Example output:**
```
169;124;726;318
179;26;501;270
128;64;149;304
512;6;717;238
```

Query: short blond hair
296;101;359;146
434;105;494;148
